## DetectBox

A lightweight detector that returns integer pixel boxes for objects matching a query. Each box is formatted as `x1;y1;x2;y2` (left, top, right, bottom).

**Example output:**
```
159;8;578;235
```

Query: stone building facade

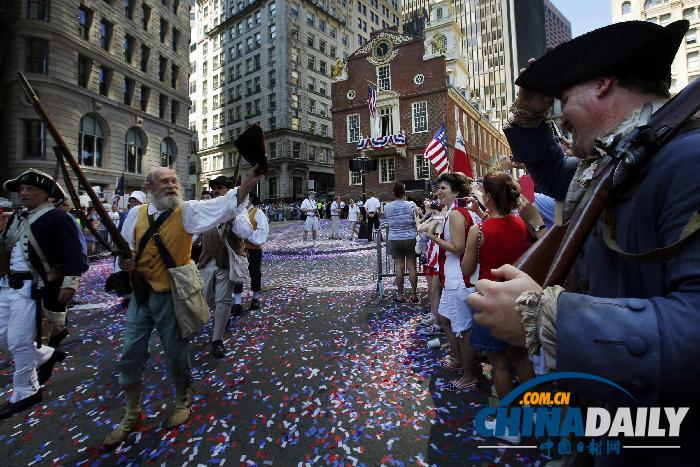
612;0;700;94
544;0;572;48
0;0;192;201
331;24;510;202
190;0;402;202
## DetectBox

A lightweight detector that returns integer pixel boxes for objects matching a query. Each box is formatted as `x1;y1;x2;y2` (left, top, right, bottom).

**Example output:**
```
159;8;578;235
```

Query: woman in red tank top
461;172;538;443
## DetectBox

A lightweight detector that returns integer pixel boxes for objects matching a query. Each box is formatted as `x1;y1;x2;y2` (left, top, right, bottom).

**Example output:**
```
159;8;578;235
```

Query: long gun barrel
16;72;132;259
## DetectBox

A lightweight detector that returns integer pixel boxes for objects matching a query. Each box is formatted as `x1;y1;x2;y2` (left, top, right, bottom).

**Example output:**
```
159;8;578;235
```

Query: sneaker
249;298;261;310
420;315;435;327
483;419;522;444
427;338;441;348
420;324;444;337
37;349;66;385
210;340;226;359
231;304;243;317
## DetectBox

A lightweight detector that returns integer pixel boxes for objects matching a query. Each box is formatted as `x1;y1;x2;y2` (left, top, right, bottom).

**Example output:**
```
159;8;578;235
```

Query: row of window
22;115;177;172
349;155;429;185
346;101;428;143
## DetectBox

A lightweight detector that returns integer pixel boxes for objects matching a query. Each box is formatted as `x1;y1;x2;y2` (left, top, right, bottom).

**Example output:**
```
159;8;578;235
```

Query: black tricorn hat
4;169;66;201
208;176;233;189
516;20;689;99
234;124;269;176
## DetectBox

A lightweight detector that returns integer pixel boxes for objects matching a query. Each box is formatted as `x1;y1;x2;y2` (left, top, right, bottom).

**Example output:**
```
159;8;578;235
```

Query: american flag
423;123;449;175
367;84;377;118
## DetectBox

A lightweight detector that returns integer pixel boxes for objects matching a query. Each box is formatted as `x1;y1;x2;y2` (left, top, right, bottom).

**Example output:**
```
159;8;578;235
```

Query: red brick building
331;28;510;202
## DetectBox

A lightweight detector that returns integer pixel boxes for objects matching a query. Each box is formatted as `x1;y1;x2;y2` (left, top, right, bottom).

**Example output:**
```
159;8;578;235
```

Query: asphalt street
0;220;547;466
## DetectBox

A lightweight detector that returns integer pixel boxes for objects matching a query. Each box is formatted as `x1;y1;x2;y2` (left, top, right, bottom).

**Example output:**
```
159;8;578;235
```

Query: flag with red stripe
452;122;474;177
367;84;377;118
423;123;449;175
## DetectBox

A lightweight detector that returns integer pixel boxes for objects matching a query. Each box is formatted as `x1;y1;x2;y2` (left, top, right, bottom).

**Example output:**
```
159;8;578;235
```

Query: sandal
439;356;463;373
408;295;420;304
443;378;479;393
392;295;406;303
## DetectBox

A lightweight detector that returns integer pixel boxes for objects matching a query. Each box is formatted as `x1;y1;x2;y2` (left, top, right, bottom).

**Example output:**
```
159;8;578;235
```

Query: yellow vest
134;205;192;292
244;207;262;250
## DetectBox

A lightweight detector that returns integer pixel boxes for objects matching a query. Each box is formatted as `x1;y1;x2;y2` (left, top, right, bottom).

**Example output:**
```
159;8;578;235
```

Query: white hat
128;191;147;204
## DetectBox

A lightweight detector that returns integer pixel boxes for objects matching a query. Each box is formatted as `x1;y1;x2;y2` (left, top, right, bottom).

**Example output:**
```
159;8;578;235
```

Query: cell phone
519;174;536;203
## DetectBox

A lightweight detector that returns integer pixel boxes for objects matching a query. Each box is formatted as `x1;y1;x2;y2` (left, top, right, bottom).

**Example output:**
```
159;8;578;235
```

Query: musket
516;78;700;288
16;73;131;259
52;146;116;255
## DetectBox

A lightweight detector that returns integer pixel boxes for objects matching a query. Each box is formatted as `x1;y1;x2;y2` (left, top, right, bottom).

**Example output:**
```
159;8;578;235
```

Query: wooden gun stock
514;223;568;286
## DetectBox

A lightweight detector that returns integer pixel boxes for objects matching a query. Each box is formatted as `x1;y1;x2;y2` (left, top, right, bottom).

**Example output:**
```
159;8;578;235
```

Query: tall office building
403;0;546;129
544;0;572;48
190;0;402;201
0;0;192;200
612;0;700;94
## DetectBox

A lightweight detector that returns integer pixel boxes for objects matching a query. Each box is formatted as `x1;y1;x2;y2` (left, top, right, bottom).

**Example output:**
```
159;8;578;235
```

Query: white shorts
304;216;319;232
438;286;474;335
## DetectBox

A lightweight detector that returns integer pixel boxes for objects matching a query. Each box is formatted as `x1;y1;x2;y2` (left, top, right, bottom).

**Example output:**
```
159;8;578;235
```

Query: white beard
152;191;182;211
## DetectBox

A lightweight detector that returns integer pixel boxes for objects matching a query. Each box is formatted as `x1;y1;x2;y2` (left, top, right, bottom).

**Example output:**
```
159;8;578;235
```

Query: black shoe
231;304;243;317
48;328;69;348
37;350;66;385
0;390;42;420
249;298;261;310
210;340;225;359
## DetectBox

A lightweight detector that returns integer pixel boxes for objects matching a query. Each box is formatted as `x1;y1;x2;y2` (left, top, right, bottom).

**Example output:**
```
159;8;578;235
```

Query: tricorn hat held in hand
4;169;66;201
234;124;269;176
515;20;689;99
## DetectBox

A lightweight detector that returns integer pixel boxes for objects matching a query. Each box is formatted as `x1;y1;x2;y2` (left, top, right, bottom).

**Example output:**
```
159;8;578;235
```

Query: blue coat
505;122;700;466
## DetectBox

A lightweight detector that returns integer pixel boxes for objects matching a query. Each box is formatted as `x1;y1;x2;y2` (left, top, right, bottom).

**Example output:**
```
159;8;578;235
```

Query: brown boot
165;383;193;429
102;385;142;449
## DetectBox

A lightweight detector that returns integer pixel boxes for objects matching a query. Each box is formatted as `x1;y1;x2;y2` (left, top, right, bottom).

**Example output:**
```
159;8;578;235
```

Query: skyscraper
544;0;572;48
0;0;192;199
612;0;700;94
190;0;402;201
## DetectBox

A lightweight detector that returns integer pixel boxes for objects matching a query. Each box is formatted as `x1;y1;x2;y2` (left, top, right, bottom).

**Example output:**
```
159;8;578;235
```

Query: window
171;101;179;124
78;115;104;167
124;0;134;19
98;66;112;96
436;7;443;19
291;70;299;86
269;24;276;40
308;55;315;70
378;106;393;136
141;4;151;30
292;117;300;130
78;55;91;87
23;120;46;159
124;77;135;105
319;19;326;32
347;114;360;142
292;141;301;158
308;98;316;113
291;93;299;109
25;38;48;74
140;85;150;111
684;8;697;20
308;145;316;160
171;64;179;89
290;2;298;17
79;6;92;40
269;1;276;16
308;34;315;48
320;124;328;137
269;141;277;158
687;29;697;45
349;170;362;186
689;51;699;70
309;121;316;135
124;35;135;63
377;64;391;90
159;93;168;119
319;80;326;95
412;101;428;133
319;60;327;75
125;128;144;173
659;13;671;26
172;28;180;52
379;157;395;183
99;19;113;50
140;45;150;72
160;18;168;42
414;155;430;179
307;12;314;26
173;0;180;14
27;0;50;21
160;138;176;167
159;56;167;81
621;1;632;15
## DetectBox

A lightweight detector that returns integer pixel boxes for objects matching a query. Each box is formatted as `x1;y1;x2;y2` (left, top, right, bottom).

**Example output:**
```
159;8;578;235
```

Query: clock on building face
373;39;392;59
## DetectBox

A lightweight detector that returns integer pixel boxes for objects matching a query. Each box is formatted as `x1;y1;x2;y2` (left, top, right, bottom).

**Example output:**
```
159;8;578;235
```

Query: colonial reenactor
198;176;254;359
103;167;261;448
0;169;88;420
242;193;269;311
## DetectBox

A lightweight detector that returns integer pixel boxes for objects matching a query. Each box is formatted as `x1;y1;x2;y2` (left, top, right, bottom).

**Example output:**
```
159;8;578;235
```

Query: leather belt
8;271;32;289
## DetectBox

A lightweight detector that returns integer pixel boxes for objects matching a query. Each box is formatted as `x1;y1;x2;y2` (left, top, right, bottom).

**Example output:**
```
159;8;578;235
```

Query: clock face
374;40;392;59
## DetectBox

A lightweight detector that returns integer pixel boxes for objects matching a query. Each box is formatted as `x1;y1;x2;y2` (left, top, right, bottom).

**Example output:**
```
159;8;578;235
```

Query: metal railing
375;223;425;299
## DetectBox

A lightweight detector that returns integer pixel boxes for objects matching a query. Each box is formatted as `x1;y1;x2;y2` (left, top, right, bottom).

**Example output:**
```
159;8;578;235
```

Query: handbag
150;216;209;338
228;247;249;284
469;222;483;286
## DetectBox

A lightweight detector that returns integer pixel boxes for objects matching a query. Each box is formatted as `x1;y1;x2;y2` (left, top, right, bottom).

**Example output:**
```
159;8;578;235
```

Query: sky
549;0;612;37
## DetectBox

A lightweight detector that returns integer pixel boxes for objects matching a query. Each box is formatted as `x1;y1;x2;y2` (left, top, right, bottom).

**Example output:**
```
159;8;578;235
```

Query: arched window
436;7;443;19
621;1;632;15
125;127;145;174
160;138;176;167
432;34;447;54
78;115;105;167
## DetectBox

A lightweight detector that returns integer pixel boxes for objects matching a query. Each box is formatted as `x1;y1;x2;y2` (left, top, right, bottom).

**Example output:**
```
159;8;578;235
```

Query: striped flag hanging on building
423;123;449;175
367;84;377;118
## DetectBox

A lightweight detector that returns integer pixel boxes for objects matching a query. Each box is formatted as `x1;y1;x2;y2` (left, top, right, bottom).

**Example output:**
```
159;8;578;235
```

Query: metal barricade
375;223;425;299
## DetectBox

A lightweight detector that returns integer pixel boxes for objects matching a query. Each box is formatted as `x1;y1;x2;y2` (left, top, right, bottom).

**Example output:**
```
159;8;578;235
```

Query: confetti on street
0;221;545;465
